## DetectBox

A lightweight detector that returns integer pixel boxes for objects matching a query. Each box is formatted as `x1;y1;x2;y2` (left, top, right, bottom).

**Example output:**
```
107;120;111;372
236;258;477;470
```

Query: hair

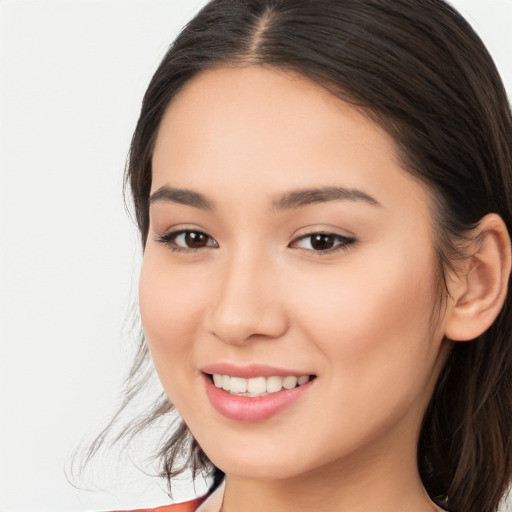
87;1;512;511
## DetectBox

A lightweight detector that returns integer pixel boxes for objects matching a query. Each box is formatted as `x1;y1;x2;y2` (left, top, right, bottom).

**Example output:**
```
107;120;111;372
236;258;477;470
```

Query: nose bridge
208;243;287;344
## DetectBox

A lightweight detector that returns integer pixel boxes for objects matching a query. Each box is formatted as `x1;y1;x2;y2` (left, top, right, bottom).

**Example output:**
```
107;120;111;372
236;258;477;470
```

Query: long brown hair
87;2;512;511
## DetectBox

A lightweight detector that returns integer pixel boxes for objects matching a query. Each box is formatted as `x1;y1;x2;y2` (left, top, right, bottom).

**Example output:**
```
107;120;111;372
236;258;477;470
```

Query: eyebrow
149;186;215;211
149;185;381;211
272;186;382;210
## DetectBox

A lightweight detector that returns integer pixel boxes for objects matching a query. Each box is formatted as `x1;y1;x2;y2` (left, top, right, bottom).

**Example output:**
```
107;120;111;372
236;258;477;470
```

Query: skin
140;65;458;512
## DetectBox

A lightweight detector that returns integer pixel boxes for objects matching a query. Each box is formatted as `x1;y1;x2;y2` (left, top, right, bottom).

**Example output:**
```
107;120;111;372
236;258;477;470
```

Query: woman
108;0;512;511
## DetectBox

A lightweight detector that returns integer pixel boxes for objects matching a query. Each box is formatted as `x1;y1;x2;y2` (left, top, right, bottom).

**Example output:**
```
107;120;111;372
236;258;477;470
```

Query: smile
211;374;312;397
203;372;316;422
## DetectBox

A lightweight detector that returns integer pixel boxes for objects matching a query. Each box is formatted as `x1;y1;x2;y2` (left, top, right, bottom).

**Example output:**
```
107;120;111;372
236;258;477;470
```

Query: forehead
154;66;393;167
151;65;431;215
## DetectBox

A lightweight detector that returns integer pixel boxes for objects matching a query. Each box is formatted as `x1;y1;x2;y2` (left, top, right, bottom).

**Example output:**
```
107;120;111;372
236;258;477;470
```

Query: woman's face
140;66;449;480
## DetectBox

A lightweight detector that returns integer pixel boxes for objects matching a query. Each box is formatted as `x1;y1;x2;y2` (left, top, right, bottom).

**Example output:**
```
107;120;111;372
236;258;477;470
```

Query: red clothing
114;497;206;512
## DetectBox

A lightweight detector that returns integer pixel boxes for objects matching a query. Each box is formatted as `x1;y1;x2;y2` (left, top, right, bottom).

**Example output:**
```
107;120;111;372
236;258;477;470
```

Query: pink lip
202;373;315;422
200;362;312;379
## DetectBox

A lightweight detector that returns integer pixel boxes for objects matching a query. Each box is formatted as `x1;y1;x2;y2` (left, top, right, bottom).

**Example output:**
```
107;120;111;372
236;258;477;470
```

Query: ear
444;213;511;342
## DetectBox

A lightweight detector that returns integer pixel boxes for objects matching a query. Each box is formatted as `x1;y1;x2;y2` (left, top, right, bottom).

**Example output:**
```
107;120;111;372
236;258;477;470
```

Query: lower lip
203;374;314;422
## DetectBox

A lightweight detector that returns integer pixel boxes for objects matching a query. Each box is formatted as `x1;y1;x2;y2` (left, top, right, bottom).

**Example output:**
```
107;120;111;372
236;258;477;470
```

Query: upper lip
201;363;314;379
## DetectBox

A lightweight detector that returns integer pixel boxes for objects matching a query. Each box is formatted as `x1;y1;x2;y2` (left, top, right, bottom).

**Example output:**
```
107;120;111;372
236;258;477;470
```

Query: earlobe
444;213;511;342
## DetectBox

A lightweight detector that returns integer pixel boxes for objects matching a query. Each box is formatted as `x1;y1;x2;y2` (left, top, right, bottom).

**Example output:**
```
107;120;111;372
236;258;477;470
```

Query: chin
196;435;307;480
214;457;307;481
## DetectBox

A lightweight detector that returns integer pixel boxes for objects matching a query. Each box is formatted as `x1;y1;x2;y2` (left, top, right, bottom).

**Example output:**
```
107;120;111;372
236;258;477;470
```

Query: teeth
282;376;298;389
230;377;247;394
297;375;309;386
266;376;283;393
211;373;312;396
247;376;267;394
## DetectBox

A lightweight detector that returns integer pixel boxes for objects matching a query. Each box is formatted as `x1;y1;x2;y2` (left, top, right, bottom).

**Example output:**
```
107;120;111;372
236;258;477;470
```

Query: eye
156;229;218;251
290;232;355;253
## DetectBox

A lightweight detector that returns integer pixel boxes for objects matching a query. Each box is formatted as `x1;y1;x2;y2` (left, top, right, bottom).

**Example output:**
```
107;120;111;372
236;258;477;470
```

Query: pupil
185;232;207;248
311;234;334;250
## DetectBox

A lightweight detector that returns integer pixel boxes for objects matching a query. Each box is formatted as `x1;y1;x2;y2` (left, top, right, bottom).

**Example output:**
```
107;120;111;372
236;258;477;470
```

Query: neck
220;425;441;512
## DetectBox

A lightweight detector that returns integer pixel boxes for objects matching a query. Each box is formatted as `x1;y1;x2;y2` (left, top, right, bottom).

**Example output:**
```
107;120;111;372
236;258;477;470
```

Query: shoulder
111;497;206;512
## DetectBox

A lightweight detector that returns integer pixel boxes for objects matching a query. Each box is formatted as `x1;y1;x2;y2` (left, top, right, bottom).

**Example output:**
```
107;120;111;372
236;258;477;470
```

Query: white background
1;1;511;511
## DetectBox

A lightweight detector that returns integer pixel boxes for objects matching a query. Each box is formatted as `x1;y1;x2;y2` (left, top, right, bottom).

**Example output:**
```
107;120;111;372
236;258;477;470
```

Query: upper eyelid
156;228;218;248
290;232;355;243
289;231;356;252
291;223;356;238
157;225;212;238
293;230;353;238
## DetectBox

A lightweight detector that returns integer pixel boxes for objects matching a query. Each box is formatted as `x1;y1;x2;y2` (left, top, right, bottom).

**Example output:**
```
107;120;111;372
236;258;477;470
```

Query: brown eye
290;232;356;253
156;230;218;251
310;234;336;251
184;231;209;248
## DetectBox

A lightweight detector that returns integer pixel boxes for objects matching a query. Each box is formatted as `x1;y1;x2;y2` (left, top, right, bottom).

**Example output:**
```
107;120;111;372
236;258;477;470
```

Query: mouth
207;373;316;397
203;371;317;421
200;363;317;421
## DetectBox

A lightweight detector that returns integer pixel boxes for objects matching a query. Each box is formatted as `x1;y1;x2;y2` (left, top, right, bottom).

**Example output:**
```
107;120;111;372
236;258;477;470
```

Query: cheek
283;250;441;458
138;249;205;390
290;239;439;397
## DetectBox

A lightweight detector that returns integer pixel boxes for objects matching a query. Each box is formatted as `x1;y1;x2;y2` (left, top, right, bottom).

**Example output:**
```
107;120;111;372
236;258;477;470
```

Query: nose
206;250;289;345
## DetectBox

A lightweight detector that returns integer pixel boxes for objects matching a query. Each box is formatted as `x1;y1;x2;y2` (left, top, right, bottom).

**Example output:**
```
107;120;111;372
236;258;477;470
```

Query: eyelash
155;230;356;254
290;232;356;253
156;230;218;252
